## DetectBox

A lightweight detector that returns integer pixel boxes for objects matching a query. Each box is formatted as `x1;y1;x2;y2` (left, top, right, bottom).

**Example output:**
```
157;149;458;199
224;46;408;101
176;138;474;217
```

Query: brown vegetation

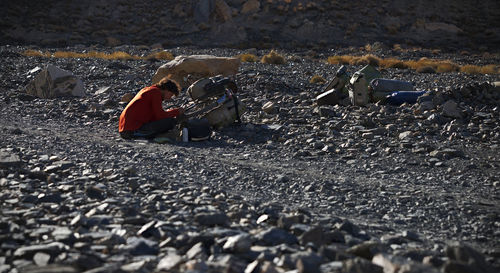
309;75;326;84
261;50;286;65
22;50;174;61
238;53;259;62
327;54;499;75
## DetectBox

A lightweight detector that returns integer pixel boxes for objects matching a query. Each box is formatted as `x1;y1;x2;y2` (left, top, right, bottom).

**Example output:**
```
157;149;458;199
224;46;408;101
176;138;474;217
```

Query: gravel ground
0;45;499;273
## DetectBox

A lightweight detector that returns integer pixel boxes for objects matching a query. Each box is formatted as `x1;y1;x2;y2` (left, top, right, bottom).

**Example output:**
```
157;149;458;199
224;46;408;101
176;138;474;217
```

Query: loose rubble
0;45;499;273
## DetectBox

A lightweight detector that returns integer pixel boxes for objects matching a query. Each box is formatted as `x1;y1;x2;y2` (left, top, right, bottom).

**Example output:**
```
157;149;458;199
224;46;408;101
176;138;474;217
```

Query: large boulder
152;55;240;89
25;65;85;98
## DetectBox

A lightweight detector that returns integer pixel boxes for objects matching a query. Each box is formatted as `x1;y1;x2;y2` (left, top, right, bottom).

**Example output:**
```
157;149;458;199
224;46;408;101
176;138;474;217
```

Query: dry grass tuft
436;61;460;73
326;54;498;75
22;50;174;61
22;50;51;58
309;75;326;84
416;66;436;73
145;51;174;60
479;64;499;74
352;54;381;66
261;50;286;64
380;58;408;69
327;55;354;65
460;65;481;74
238;53;259;62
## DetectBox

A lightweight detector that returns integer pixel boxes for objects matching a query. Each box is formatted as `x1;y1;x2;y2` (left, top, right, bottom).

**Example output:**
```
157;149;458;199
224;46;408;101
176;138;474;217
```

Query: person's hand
179;107;185;115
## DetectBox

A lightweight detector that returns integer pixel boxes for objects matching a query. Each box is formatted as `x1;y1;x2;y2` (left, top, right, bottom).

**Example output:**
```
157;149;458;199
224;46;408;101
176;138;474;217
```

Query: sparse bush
436;61;459;73
352;54;380;66
327;55;353;65
22;50;51;57
261;50;286;64
479;64;499;74
53;51;85;58
239;53;258;62
380;58;408;69
21;50;174;61
460;65;481;74
145;51;174;60
326;54;497;75
416;66;436;73
310;75;326;84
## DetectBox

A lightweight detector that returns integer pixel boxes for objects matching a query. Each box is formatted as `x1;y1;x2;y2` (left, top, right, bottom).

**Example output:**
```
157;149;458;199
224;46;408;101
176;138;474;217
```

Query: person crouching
119;77;185;139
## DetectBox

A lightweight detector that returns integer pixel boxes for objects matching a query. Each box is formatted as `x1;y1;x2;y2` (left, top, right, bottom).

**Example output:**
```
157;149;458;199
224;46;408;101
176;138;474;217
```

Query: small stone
262;101;277;114
299;226;325;247
157;253;183;271
223;233;252;253
343;257;383;273
255;227;298;246
399;131;412;140
85;186;105;200
0;149;21;167
195;212;229;226
33;252;51;266
442;100;462;118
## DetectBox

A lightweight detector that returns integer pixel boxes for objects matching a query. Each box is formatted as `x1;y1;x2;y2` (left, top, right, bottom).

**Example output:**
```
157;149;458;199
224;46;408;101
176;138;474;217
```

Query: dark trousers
120;118;177;139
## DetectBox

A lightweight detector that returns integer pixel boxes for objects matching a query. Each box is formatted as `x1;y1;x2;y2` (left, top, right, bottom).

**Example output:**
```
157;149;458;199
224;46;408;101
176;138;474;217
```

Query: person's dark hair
156;77;180;96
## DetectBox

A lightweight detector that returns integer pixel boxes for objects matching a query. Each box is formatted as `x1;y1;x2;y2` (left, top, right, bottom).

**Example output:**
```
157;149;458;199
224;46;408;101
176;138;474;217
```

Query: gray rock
14;242;69;259
255;227;298;246
156;253;183;271
223;233;252;253
442;100;462;118
299;226;326;247
346;241;386;260
25;65;86;98
123;237;158;256
195;212;229;226
343;257;383;273
0;149;21;167
33;252;51;266
445;244;496;273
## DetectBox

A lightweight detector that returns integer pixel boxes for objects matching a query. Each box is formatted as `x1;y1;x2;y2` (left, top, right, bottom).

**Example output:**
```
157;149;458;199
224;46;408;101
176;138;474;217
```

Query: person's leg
135;118;177;138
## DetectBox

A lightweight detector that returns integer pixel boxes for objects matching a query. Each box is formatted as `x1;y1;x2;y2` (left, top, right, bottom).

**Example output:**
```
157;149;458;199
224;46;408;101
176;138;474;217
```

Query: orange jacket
119;86;180;132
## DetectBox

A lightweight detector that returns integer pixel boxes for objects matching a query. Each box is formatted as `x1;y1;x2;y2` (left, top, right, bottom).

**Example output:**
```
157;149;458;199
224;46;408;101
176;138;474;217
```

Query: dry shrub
416;66;436;73
107;51;136;60
406;58;435;70
53;51;85;58
436;61;459;73
239;53;258;62
479;64;499;74
393;44;403;52
327;55;353;65
380;58;408;69
261;50;286;64
351;54;380;66
22;50;50;57
145;51;174;60
460;65;481;74
309;75;326;84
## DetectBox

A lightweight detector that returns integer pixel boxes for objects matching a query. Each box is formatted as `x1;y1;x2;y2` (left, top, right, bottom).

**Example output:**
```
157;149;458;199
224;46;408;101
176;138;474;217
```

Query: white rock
25;65;85;98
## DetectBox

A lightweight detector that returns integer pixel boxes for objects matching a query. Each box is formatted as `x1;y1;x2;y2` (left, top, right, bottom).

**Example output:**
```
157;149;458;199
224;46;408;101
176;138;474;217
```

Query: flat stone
156;253;183;271
255;227;298;246
0;150;21;167
195;212;229;226
223;233;252;253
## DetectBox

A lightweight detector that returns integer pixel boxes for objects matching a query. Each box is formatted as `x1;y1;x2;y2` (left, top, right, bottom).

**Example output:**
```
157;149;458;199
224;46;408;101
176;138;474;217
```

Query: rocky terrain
1;0;500;52
0;43;499;273
1;1;500;272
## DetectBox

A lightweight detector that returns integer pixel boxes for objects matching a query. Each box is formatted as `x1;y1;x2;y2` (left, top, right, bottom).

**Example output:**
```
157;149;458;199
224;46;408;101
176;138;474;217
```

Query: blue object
385;91;429;105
